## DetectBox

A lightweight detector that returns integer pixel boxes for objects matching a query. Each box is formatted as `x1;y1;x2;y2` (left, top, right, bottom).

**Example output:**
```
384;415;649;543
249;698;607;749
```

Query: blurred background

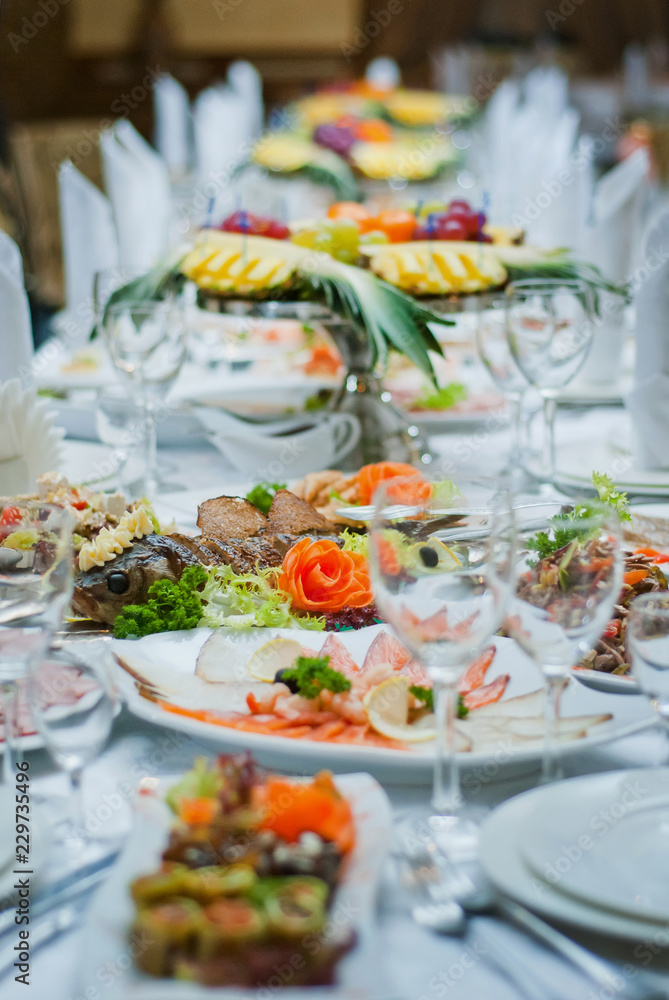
2;0;669;343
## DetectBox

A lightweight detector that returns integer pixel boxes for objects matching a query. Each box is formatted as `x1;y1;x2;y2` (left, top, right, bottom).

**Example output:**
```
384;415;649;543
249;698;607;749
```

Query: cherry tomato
602;620;621;638
0;506;21;527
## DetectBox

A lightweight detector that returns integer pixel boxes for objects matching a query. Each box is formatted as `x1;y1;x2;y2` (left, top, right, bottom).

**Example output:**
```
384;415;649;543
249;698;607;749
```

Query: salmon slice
319;633;360;677
463;673;509;710
400;659;432;687
457;645;496;695
361;631;411;672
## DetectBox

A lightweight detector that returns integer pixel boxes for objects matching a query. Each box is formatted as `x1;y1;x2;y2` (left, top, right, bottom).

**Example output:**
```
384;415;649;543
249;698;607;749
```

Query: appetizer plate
112;628;656;784
480;769;669;941
79;771;393;1000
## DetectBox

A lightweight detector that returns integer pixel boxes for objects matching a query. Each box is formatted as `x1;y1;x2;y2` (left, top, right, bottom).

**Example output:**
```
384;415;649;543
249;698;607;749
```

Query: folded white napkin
153;74;192;177
0;379;64;492
580;148;649;283
100;122;172;271
0;231;33;385
227;61;264;139
58;162;119;344
625;208;669;468
193;85;252;181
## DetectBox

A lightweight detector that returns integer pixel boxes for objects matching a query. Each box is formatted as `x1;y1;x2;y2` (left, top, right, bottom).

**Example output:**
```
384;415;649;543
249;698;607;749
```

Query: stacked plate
480;767;669;941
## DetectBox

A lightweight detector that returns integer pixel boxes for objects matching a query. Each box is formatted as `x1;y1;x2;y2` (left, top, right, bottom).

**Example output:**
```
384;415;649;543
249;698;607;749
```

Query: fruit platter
79;753;392;994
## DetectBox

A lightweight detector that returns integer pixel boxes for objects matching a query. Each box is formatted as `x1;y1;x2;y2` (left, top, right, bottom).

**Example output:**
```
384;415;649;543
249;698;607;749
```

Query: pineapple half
180;231;303;297
350;139;457;181
382;90;474;127
363;241;508;295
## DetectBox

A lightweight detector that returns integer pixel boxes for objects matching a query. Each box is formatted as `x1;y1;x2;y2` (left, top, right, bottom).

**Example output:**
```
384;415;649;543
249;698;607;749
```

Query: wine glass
0;502;74;784
505;279;594;483
628;593;669;751
507;500;623;782
475;292;530;477
102;298;188;496
28;645;116;848
369;474;515;855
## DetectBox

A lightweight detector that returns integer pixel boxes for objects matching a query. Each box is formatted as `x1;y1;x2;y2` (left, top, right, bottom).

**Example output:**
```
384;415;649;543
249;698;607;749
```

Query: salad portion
129;753;355;987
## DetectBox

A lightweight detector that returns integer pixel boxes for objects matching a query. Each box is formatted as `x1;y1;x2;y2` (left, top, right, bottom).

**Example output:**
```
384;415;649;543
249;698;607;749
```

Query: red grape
436;216;468;240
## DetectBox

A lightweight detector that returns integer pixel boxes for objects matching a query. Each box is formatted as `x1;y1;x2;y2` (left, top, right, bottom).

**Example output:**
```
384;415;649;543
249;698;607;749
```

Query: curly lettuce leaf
199;564;325;631
592;471;631;522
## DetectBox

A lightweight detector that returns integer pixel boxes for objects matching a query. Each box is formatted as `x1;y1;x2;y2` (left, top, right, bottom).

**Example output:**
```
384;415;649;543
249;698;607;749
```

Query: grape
360;229;389;245
435;217;468;240
327;218;359;251
313;124;356;158
291;228;319;249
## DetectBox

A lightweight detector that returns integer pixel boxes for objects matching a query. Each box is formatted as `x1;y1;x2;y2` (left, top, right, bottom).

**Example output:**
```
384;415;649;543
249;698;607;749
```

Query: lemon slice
363;677;436;742
247;639;303;683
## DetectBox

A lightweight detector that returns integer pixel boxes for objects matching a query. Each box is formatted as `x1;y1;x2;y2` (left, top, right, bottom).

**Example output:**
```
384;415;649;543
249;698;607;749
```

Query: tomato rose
357;461;432;506
279;538;372;612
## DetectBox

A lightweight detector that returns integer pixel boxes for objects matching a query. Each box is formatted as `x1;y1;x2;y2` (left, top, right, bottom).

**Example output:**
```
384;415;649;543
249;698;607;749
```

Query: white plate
79;771;392;999
571;667;638;694
405;403;508;434
479;771;669;941
519;769;669;924
555;438;669;497
58;440;119;488
111;629;656;784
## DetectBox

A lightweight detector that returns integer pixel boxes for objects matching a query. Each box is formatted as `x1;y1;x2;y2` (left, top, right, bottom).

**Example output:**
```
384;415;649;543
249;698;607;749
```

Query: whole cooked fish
72;534;200;625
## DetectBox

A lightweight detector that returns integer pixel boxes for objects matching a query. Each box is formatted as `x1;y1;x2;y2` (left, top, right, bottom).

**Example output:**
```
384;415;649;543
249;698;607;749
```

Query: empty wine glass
475;292;530;476
28;645;116;848
505;279;594;482
507;499;622;782
369;474;515;855
628;593;669;752
102;298;188;496
0;502;73;783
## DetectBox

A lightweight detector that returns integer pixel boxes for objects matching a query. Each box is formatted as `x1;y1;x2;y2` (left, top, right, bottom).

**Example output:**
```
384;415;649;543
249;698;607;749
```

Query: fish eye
107;571;130;594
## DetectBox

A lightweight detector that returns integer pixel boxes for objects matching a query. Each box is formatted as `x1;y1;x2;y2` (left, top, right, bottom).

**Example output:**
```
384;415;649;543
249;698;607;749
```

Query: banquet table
6;402;669;1000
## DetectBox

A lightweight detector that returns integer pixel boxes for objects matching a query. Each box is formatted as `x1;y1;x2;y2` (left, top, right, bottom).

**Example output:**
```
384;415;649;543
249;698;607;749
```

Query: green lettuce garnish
245;482;287;515
411;382;467;410
165;757;223;813
200;565;325;631
281;656;351;698
592;471;631;522
340;528;369;556
113;566;207;638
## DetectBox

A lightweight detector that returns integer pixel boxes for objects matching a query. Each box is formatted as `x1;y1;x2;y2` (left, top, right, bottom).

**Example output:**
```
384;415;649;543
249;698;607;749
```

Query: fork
404;849;667;1000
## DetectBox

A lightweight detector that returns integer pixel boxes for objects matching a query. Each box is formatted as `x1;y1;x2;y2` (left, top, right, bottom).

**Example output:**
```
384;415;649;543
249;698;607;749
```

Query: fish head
72;535;192;625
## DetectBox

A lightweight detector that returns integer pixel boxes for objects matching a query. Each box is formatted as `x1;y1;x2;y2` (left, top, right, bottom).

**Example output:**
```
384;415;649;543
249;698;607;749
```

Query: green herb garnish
113;565;207;638
281;655;351;699
592;472;631;522
411;382;468;411
340;528;369;556
527;472;630;563
409;685;469;718
304;389;332;412
165;757;223;814
245;482;287;515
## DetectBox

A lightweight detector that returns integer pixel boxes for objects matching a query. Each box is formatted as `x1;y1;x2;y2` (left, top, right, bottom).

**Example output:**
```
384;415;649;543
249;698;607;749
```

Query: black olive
419;545;439;568
107;571;130;594
275;668;299;693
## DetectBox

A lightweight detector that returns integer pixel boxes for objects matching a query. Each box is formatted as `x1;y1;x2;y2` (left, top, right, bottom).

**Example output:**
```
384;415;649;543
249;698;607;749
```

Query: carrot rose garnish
357;461;432;506
279;538;373;612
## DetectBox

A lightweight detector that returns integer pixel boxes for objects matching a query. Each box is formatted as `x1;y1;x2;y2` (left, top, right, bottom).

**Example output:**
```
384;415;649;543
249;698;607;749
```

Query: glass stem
142;398;159;495
431;678;462;816
542;393;557;482
1;680;19;786
69;767;85;838
542;675;566;783
507;393;523;469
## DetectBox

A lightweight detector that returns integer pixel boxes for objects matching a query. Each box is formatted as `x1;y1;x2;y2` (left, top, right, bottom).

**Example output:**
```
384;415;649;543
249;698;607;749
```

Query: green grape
334;249;357;264
291;228;319;248
313;230;335;254
329;218;359;247
360;229;390;245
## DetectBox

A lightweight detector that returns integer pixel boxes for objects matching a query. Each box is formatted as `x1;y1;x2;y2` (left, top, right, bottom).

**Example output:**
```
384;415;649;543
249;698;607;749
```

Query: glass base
394;804;487;864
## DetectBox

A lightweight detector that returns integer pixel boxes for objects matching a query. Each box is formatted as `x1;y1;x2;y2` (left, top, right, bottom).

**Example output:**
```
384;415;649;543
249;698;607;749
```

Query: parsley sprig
409;685;469;718
281;655;351;699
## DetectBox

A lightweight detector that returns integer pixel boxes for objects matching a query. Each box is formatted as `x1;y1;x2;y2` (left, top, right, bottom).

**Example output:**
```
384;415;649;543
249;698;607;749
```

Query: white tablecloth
7;403;669;999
